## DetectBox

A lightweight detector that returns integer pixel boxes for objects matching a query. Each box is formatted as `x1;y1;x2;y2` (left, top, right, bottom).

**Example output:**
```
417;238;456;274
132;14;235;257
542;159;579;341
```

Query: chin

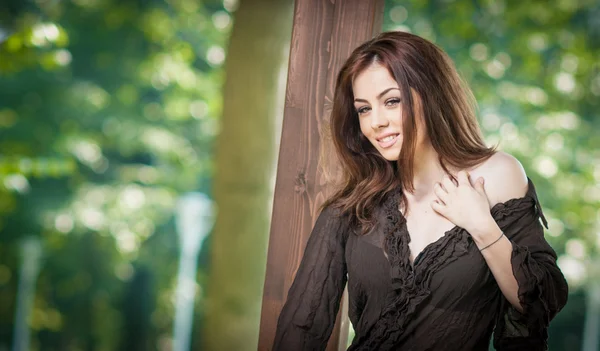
380;149;400;162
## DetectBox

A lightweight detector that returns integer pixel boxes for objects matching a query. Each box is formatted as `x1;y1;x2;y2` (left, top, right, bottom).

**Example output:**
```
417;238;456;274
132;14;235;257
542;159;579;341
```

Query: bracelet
479;232;505;252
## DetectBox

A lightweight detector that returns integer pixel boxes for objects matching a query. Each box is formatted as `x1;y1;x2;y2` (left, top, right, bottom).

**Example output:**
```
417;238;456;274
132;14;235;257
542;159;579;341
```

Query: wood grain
259;1;385;350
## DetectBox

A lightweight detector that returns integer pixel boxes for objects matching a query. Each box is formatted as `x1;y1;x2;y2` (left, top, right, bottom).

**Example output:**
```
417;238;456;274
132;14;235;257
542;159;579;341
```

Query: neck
408;143;454;199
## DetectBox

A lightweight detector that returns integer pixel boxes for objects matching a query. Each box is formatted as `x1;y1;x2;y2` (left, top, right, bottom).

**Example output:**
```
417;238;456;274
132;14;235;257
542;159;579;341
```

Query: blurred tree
201;0;293;350
0;0;597;349
0;0;230;349
118;264;154;351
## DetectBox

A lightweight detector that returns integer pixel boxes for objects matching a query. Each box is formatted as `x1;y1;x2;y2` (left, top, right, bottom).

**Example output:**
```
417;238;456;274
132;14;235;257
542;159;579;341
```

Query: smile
376;134;399;148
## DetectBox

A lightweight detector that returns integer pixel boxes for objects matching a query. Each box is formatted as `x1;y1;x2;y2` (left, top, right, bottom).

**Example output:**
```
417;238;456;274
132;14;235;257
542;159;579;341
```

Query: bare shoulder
469;151;529;206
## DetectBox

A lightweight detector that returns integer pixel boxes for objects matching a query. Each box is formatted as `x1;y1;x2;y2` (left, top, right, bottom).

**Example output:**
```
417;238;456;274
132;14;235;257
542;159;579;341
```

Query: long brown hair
323;31;496;234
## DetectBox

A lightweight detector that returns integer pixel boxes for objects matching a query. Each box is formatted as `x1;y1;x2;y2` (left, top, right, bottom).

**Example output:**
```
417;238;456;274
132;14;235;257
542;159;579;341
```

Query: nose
370;109;389;130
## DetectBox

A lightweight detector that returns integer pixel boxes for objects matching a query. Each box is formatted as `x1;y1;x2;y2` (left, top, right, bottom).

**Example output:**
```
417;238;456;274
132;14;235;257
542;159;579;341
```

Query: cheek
390;108;404;126
358;119;370;137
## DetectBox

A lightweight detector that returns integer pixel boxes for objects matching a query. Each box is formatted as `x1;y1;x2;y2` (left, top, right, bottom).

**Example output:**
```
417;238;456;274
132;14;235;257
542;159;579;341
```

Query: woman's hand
430;170;496;239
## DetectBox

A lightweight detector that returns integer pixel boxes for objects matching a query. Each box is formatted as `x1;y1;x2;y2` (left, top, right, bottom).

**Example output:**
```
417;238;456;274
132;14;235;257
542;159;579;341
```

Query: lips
376;133;400;149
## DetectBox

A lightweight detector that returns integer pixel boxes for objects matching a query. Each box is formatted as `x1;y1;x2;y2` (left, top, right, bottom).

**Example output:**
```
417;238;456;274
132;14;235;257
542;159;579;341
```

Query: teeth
381;135;397;142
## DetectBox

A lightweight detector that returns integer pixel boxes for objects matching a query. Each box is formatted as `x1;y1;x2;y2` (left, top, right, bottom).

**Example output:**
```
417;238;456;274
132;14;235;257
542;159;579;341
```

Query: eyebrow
354;87;400;103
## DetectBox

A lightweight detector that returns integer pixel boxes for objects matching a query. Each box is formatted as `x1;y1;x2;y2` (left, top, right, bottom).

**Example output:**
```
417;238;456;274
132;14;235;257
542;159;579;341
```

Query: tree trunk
258;1;385;350
202;0;294;350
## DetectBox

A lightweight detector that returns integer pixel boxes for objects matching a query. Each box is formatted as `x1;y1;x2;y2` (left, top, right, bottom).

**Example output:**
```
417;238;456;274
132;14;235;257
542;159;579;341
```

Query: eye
385;98;401;107
356;106;371;115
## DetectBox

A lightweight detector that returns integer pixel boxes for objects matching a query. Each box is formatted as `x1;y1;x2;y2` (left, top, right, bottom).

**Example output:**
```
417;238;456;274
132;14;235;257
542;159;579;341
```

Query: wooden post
258;1;385;350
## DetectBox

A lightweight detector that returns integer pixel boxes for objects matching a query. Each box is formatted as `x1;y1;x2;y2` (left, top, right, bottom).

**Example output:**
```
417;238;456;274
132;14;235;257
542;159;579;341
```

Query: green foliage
0;0;596;349
0;0;231;348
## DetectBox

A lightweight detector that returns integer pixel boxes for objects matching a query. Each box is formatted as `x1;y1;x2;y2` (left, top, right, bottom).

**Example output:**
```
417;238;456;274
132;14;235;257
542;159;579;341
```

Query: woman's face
352;63;406;161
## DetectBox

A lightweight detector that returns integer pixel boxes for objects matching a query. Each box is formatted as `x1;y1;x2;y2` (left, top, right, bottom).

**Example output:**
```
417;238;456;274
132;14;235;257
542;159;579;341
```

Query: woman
273;31;568;350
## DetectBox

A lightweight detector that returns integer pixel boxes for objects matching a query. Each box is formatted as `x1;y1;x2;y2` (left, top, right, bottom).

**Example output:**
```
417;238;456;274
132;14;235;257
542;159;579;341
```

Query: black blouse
273;178;568;350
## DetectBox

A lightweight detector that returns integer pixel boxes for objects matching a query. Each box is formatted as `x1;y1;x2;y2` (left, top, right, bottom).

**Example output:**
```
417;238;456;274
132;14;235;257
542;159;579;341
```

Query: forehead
352;63;398;96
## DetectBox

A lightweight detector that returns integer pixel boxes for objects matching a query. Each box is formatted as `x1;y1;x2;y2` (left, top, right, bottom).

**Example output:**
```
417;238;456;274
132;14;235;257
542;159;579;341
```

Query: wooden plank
258;1;385;350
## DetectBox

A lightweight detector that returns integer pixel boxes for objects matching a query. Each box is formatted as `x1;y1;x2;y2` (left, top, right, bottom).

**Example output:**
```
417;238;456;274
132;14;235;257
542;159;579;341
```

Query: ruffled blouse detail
274;178;568;351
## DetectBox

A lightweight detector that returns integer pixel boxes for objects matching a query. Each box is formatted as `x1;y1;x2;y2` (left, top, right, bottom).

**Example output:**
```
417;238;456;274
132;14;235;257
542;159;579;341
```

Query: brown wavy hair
323;31;496;234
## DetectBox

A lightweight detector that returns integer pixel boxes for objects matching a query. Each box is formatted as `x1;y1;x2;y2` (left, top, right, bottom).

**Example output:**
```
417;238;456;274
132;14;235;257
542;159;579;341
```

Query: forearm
470;220;523;313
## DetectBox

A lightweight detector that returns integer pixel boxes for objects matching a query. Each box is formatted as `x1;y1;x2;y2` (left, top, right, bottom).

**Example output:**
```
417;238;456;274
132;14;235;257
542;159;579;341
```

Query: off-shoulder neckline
392;177;544;266
392;176;541;221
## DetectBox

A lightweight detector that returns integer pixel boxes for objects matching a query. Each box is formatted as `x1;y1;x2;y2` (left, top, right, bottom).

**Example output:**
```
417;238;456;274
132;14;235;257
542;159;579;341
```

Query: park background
0;0;598;350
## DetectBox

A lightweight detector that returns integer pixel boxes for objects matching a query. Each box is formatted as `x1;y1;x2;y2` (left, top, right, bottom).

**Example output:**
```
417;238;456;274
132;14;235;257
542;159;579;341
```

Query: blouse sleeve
493;182;569;351
272;206;349;351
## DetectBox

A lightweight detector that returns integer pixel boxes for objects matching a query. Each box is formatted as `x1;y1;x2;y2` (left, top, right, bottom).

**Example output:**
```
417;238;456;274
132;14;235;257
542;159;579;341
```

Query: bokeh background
0;0;598;350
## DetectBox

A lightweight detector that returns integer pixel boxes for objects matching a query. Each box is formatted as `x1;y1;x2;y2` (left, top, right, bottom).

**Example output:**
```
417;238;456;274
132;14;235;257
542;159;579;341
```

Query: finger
433;182;449;203
431;199;445;215
442;175;456;190
457;170;470;187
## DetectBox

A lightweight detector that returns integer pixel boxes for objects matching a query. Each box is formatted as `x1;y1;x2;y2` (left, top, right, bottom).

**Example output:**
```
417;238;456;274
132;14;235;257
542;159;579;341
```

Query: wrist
468;217;501;244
